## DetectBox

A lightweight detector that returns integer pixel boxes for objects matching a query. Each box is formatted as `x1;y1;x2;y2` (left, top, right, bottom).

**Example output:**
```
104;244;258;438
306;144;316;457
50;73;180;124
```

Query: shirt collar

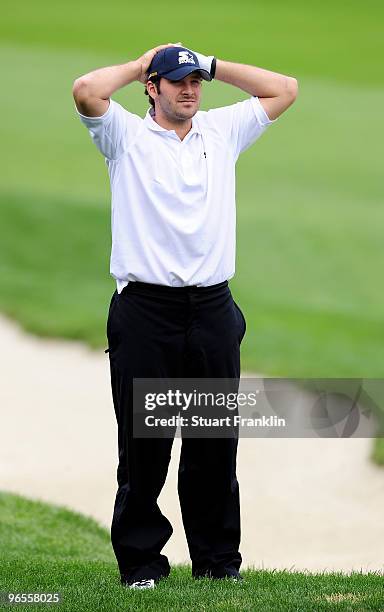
144;107;201;137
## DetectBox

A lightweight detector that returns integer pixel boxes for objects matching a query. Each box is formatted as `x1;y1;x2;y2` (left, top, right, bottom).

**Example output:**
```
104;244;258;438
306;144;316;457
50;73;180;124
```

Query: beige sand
1;313;383;574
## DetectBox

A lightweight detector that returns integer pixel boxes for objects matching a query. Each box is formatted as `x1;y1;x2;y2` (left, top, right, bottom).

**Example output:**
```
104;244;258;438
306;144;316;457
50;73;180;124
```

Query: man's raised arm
72;43;178;117
215;59;298;120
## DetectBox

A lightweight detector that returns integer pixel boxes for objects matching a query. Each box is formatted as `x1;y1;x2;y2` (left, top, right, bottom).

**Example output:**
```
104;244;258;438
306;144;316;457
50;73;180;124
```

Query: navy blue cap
147;46;212;82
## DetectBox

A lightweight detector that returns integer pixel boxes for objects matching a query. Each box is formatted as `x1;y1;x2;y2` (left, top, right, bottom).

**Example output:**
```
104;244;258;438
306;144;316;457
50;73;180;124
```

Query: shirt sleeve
205;96;277;159
75;99;142;161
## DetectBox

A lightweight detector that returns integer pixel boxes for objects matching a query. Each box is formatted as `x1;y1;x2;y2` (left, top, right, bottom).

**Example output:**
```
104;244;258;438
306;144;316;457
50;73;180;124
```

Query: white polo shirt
77;96;276;292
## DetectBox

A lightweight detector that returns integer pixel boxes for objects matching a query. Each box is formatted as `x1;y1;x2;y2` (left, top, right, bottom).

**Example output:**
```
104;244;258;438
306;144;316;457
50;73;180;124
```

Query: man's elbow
285;77;298;102
72;77;91;103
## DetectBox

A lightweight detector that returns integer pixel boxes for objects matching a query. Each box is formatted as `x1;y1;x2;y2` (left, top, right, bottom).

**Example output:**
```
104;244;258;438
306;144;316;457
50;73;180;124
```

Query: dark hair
144;76;161;108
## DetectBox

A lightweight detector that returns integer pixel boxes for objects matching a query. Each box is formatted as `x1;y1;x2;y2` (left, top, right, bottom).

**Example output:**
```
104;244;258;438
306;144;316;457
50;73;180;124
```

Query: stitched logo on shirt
178;51;195;65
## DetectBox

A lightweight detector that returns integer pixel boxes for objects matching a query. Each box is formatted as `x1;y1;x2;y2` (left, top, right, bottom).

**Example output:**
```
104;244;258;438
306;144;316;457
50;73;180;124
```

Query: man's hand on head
188;49;217;79
136;43;183;84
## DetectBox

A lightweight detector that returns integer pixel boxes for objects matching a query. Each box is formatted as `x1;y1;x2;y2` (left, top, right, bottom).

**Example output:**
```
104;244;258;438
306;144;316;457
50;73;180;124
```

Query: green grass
371;438;384;466
1;0;383;87
1;492;383;611
0;190;112;346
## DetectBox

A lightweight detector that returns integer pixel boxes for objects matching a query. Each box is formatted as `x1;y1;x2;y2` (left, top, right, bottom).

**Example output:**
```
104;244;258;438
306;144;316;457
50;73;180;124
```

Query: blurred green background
0;0;383;378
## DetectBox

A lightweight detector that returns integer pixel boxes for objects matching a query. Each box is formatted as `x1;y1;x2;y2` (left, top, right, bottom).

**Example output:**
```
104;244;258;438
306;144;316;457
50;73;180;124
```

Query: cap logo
178;51;195;65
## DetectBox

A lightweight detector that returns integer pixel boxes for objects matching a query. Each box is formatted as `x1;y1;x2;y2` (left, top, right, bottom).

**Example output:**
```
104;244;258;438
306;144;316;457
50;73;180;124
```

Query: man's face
150;72;203;122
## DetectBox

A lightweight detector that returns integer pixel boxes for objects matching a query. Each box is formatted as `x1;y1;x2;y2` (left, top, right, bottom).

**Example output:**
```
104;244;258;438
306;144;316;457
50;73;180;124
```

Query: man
73;43;298;590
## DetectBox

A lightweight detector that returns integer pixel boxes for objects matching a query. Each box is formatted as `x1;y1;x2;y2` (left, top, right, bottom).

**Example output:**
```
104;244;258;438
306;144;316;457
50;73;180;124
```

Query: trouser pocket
233;301;247;343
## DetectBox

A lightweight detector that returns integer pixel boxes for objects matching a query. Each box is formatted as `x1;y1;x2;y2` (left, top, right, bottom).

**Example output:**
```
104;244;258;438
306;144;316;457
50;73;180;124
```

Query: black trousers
106;280;247;583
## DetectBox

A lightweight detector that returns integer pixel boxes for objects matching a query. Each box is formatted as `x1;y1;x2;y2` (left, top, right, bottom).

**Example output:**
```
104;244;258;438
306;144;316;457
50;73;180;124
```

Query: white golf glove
189;49;217;79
